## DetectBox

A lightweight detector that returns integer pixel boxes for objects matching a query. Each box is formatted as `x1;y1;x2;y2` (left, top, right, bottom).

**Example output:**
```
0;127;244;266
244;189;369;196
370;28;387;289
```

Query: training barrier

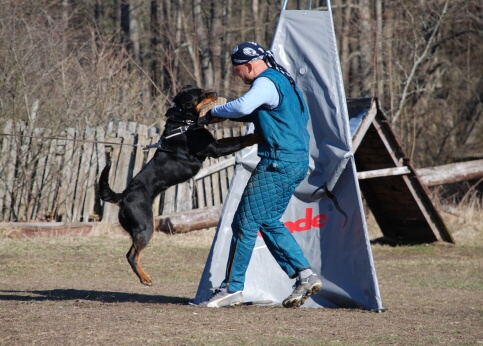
0;119;247;223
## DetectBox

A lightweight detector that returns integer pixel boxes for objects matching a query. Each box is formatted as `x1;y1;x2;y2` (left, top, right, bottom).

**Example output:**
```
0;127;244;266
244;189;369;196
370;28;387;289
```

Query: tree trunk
94;0;104;48
174;2;182;89
194;0;213;88
340;0;351;93
130;1;141;67
349;0;360;96
210;1;223;92
264;0;276;46
240;0;246;42
120;0;131;54
332;0;342;55
62;0;69;55
178;0;202;88
358;0;373;97
150;0;160;97
157;0;180;93
375;0;383;101
252;0;261;43
384;2;395;119
222;0;233;95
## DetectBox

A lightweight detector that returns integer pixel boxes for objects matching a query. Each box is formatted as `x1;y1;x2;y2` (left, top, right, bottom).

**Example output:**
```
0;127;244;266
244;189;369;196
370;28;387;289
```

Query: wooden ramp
348;98;454;244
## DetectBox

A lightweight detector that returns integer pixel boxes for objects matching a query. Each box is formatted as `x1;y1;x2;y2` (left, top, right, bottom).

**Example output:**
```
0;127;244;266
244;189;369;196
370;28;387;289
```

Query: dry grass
440;206;483;247
365;202;483;247
0;202;482;345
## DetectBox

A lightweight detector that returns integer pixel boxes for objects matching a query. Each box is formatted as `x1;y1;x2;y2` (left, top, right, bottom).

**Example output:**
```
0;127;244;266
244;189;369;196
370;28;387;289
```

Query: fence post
78;126;98;222
0;121;16;221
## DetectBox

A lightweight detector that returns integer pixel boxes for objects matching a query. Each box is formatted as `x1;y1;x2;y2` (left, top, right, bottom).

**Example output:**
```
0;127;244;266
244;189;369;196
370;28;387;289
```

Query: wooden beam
351;100;378;151
0;222;97;238
356;160;483;186
155;205;223;233
416;159;483;187
357;166;411;180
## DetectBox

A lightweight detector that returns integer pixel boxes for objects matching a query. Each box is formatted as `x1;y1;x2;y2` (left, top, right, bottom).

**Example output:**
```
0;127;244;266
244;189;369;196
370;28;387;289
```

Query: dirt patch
0;213;482;345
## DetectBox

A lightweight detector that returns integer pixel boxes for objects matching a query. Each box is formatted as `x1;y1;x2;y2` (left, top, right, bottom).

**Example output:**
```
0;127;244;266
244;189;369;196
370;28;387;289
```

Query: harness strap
142;140;167;151
142;123;203;151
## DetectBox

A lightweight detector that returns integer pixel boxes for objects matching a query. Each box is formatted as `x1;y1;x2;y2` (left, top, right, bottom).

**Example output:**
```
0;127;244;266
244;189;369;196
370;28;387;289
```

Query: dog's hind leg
120;204;155;286
126;227;154;286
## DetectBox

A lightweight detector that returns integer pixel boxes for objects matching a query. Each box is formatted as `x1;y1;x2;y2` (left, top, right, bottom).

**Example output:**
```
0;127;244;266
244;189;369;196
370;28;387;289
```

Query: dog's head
169;85;217;122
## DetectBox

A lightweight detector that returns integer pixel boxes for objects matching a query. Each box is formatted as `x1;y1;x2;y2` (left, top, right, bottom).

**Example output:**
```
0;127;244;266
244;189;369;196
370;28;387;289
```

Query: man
200;42;322;308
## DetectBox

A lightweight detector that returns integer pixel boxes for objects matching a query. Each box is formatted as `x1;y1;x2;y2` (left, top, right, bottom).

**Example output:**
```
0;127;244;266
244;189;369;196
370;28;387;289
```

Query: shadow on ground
0;289;190;304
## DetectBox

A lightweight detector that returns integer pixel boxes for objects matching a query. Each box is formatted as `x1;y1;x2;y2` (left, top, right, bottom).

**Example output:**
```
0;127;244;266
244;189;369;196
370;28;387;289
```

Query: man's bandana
230;41;305;112
231;42;266;65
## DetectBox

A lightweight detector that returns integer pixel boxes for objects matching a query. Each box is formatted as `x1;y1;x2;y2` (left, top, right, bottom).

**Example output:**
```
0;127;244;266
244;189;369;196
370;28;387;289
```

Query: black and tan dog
98;85;260;286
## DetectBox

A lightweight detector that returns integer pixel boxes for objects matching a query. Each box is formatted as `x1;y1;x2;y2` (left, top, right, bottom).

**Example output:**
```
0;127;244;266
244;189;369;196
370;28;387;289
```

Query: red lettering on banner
257;208;327;237
284;208;327;233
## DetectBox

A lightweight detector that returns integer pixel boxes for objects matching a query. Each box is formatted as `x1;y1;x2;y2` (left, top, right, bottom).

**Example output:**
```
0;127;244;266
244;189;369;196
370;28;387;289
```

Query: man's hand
198;96;228;125
198;109;227;125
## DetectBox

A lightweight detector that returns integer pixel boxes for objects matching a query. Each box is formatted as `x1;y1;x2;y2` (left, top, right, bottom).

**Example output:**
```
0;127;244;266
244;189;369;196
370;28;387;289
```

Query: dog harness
142;120;202;151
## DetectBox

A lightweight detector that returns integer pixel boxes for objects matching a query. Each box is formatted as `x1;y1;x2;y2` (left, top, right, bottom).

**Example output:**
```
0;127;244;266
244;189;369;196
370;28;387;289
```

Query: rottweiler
98;85;260;286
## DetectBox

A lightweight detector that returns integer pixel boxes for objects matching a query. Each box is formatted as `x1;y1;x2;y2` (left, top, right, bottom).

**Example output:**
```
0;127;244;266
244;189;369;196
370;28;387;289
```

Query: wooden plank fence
0;120;248;223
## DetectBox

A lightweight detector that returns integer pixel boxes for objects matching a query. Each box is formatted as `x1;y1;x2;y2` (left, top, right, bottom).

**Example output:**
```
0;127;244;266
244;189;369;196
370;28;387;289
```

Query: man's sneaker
282;274;322;308
200;287;243;308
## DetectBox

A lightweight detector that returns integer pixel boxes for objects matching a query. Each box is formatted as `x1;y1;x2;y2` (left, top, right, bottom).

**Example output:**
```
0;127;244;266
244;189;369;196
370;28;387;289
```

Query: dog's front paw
207;117;227;125
199;110;227;126
198;112;212;125
244;133;263;147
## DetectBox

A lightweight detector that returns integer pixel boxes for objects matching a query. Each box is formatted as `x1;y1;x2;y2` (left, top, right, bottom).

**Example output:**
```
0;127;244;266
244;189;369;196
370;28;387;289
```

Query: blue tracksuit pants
224;157;311;293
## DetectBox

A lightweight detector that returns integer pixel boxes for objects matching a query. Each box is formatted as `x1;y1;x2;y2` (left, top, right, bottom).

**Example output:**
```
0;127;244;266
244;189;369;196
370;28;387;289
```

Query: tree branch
391;0;450;125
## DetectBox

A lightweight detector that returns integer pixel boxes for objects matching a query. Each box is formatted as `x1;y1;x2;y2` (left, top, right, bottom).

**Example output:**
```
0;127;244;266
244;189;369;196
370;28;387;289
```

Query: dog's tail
98;161;123;204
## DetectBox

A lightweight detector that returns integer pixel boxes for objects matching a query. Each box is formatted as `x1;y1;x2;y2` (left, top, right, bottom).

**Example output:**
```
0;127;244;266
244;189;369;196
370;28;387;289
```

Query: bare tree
176;0;202;89
193;0;213;89
1;0;481;169
120;0;131;54
374;0;383;101
129;0;142;67
338;0;352;90
391;0;450;125
210;1;224;91
358;0;374;97
252;0;262;43
149;0;160;97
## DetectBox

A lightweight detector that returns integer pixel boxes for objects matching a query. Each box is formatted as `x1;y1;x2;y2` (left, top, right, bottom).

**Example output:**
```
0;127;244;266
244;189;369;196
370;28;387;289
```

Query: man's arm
211;77;279;118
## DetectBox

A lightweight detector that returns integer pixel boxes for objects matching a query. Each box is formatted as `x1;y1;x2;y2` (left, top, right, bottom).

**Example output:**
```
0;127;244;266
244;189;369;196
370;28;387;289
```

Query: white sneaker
200;287;243;308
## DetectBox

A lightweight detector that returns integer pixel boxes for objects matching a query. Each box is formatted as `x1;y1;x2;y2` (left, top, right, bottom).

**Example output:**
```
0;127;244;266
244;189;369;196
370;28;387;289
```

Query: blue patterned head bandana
231;41;305;112
231;42;266;65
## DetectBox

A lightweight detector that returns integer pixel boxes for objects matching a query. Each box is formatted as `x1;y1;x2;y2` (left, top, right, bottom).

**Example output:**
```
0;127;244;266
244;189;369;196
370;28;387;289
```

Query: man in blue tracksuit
200;42;322;308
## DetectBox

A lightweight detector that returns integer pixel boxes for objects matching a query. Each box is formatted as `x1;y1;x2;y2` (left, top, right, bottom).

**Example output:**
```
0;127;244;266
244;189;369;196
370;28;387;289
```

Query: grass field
0;208;482;345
